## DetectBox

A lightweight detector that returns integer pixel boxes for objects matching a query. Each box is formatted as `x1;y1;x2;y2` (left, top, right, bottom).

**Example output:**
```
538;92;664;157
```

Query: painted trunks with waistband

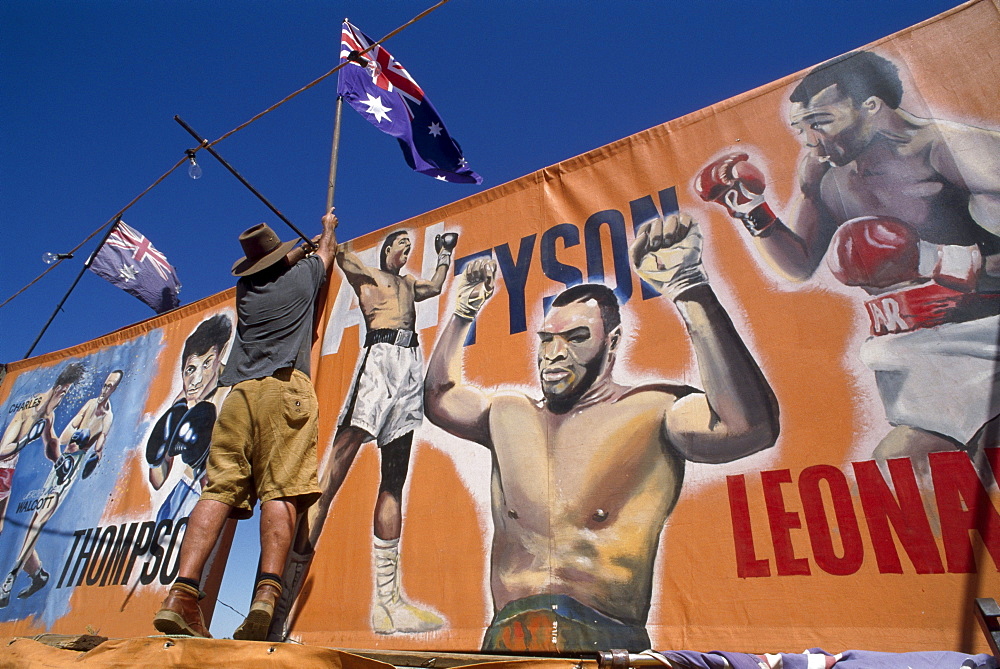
482;594;650;653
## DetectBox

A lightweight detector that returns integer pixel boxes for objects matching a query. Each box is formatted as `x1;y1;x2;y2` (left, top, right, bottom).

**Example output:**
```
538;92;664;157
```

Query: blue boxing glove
81;451;100;479
53;453;76;486
69;429;91;448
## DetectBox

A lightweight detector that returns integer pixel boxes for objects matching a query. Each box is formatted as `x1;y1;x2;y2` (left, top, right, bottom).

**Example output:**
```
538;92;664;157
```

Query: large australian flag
89;220;181;314
338;21;482;184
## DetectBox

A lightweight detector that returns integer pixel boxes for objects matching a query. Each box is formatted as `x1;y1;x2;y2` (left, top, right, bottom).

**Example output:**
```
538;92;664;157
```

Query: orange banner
1;0;998;654
292;0;1000;654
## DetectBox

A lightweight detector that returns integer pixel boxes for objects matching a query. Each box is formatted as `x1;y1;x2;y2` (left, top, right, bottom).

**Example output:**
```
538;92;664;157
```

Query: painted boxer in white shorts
273;228;458;639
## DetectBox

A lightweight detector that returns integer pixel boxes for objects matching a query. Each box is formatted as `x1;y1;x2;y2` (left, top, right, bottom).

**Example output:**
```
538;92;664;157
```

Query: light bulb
187;155;202;180
42;252;73;265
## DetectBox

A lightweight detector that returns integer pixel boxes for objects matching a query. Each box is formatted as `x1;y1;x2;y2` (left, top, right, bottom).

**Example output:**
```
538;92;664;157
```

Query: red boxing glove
694;153;778;236
828;217;922;289
829;216;983;291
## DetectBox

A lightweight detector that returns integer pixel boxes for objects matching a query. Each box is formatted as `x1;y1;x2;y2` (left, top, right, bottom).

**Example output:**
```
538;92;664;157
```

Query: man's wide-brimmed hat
231;223;298;277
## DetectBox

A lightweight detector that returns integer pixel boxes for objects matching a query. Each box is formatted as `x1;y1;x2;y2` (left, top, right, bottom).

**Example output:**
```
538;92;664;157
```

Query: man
152;212;337;640
423;213;779;652
0;369;122;607
0;362;85;536
146;314;233;524
274;229;457;638
695;50;1000;474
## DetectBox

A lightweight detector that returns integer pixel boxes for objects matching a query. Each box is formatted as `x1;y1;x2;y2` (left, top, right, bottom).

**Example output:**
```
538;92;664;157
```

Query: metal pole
24;217;122;359
326;96;344;211
173;116;316;248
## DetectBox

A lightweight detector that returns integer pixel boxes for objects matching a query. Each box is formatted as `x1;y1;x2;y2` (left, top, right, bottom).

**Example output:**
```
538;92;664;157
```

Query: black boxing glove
168;401;216;470
434;232;459;267
146;401;186;466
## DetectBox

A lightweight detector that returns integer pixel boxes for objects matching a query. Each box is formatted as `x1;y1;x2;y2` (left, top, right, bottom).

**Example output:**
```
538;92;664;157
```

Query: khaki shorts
202;368;321;519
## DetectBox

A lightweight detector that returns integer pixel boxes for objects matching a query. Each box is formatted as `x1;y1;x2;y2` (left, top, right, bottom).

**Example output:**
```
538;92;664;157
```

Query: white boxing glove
631;213;708;300
454;259;498;320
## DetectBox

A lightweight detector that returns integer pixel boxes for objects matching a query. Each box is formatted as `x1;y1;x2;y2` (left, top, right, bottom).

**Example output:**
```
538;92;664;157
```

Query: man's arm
313;210;339;270
149;457;171;490
55;401;93;461
631;214;779;464
414;264;449;301
0;411;26;459
285;210;339;270
414;232;458;301
93;409;114;461
695;152;839;282
424;259;497;445
41;408;67;463
58;405;85;446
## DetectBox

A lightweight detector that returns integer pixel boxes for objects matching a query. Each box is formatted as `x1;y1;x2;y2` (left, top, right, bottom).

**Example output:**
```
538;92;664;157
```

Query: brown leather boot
233;579;282;641
153;582;212;638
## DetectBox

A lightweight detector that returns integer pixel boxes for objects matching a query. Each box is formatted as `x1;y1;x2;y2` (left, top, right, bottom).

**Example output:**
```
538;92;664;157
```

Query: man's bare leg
11;505;56;574
374;434;409;542
874;425;971;533
260;498;297;575
174;499;232;583
371;432;443;634
269;425;368;640
298;425;368;553
0;505;56;605
23;552;41;577
233;498;299;641
152;498;230;637
967;414;1000;489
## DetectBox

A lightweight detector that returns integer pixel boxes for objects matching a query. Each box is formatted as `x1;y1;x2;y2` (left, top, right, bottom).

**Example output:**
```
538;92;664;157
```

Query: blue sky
0;0;963;638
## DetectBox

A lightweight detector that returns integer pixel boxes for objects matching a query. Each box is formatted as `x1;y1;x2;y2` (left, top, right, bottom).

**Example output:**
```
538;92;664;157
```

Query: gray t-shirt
220;255;326;385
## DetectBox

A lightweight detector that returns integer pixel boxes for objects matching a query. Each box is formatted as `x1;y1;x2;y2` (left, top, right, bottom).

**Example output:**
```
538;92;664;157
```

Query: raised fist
435;232;459;253
828;216;982;291
694;153;777;236
630;213;708;300
435;232;459;267
455;258;497;320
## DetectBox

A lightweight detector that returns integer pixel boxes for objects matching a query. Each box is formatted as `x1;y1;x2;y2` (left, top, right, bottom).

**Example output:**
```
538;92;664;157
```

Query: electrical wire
0;0;451;314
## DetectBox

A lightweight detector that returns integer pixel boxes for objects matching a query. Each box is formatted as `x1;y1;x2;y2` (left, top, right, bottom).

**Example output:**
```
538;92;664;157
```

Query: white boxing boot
371;537;444;634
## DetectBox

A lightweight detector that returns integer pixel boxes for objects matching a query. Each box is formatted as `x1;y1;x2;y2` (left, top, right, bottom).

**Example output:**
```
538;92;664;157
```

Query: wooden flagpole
327;96;344;211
